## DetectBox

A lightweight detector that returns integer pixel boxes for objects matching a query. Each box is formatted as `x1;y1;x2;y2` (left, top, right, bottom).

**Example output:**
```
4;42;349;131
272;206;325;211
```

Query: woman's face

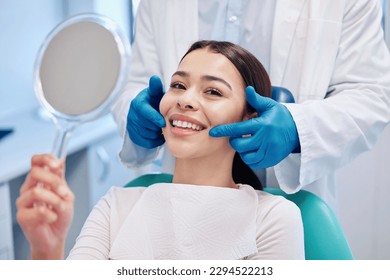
160;48;249;160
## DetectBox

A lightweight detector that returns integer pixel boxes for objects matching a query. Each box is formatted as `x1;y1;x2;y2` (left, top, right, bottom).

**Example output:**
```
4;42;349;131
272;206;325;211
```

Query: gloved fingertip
149;75;164;96
149;75;161;83
151;112;166;128
245;87;273;112
158;118;166;128
245;87;258;107
209;127;220;137
245;86;257;102
245;86;255;94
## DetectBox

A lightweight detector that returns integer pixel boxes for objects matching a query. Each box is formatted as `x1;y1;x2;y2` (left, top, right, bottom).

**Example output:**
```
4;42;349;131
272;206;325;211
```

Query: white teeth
172;119;202;131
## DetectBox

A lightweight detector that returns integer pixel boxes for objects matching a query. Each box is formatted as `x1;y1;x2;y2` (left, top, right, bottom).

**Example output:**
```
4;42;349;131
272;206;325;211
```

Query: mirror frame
33;13;131;123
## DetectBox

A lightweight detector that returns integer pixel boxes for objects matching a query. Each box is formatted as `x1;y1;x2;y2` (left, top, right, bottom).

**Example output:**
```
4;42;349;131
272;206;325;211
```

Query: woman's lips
172;119;203;131
168;114;207;136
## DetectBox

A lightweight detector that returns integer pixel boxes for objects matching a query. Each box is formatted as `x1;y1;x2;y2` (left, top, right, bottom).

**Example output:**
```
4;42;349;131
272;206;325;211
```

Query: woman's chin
165;142;201;160
168;149;200;160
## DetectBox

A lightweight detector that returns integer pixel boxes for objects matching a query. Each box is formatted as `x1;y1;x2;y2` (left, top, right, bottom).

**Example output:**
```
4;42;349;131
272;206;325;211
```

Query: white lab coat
112;0;390;206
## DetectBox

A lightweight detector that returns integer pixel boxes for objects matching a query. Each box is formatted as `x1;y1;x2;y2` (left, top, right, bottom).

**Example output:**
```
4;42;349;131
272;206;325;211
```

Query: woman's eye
170;82;186;90
206;88;223;97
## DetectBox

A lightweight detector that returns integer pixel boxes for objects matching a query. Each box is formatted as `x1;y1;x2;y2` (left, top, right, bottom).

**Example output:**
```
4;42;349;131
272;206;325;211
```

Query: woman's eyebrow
202;75;232;90
172;71;232;90
172;70;188;78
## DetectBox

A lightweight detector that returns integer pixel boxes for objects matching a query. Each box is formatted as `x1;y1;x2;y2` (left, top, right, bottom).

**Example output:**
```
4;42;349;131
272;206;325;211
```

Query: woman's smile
168;114;207;136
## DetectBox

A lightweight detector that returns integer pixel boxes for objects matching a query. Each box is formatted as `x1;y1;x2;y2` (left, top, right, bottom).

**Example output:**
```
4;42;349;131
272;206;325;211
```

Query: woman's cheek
159;92;170;116
209;105;244;126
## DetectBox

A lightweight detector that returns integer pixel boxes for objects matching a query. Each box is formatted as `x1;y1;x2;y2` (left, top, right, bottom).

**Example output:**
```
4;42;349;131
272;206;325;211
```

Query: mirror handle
52;120;75;159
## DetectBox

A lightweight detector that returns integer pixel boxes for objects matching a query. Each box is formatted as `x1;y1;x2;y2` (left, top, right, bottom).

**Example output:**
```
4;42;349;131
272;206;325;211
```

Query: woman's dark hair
181;40;272;190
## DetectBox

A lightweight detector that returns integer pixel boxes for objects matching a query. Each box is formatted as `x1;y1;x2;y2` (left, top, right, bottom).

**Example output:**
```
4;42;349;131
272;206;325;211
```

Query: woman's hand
16;154;74;259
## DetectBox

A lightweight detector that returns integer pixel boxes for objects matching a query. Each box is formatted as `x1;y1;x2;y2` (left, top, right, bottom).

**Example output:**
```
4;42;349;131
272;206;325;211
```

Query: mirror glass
34;14;130;158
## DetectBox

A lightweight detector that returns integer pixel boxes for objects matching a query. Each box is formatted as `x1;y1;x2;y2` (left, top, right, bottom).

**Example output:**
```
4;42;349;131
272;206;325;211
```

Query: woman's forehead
177;49;244;86
179;49;233;73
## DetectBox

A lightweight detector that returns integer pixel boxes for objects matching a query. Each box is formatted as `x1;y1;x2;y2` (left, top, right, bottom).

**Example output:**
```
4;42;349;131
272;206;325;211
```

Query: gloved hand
126;75;166;149
209;86;300;169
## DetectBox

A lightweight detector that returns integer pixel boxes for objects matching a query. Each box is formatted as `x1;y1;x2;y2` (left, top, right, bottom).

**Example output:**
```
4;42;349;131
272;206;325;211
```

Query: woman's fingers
20;157;72;200
16;154;74;258
16;186;65;211
31;154;64;170
17;153;74;216
31;153;65;179
20;166;62;194
17;205;58;227
30;154;65;179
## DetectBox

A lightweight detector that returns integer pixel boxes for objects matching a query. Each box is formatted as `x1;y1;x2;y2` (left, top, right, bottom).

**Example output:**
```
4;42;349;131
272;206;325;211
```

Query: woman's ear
243;111;258;121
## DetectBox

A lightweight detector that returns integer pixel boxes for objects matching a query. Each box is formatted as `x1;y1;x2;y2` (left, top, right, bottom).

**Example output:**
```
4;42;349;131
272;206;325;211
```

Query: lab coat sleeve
111;0;163;167
275;0;390;193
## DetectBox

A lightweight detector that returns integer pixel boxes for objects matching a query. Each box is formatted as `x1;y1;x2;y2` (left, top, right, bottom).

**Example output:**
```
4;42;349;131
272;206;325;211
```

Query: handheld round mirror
34;13;130;158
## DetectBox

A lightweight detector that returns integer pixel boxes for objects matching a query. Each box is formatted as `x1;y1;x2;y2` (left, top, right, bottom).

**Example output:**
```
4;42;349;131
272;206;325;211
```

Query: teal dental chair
124;173;354;260
123;87;353;259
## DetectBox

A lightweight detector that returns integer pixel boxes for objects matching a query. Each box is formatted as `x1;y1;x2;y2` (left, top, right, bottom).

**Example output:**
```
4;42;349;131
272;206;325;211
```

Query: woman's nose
176;91;198;110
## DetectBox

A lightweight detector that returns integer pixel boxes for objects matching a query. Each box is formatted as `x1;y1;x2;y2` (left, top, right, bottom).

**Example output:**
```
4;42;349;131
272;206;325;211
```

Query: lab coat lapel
160;0;198;87
173;0;199;62
270;0;307;85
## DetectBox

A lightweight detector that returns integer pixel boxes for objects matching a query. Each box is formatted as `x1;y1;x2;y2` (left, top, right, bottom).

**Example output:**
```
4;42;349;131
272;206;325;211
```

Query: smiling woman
160;40;272;190
16;40;304;260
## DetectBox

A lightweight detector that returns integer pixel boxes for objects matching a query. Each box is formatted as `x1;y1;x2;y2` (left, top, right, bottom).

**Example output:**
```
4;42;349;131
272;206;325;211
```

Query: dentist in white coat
112;0;390;208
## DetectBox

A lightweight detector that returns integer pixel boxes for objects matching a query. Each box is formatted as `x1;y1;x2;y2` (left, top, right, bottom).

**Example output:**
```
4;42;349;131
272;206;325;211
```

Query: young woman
16;40;304;260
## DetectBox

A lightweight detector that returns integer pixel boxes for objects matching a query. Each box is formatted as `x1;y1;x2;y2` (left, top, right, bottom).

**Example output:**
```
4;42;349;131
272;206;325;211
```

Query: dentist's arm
210;86;300;169
126;75;166;149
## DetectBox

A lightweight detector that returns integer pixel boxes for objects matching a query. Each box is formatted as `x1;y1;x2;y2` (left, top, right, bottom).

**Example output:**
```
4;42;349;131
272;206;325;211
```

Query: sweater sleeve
66;188;114;260
67;187;144;259
247;193;305;260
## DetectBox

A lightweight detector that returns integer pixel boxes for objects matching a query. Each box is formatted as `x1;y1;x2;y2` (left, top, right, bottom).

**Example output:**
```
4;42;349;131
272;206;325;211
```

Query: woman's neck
172;152;237;188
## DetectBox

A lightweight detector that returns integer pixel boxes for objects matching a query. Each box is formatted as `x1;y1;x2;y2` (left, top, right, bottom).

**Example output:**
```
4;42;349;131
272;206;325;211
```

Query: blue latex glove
209;86;300;169
126;75;166;149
